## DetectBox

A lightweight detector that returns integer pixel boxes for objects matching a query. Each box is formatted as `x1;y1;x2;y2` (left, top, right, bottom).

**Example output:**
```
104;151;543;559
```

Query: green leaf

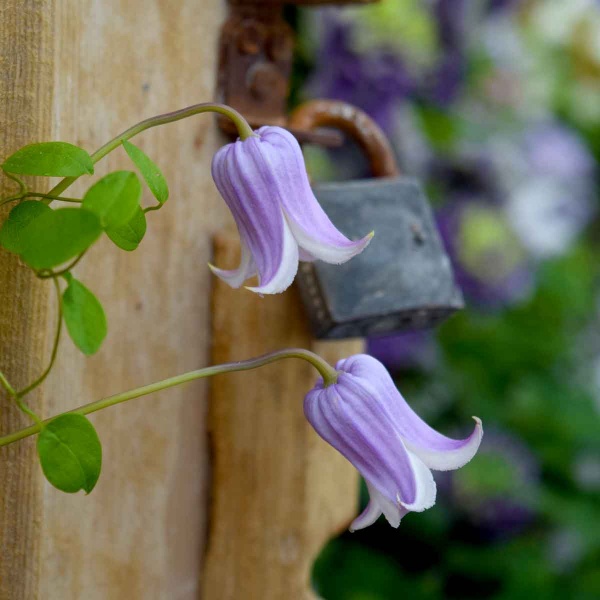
0;201;52;253
122;140;169;204
62;278;107;355
106;205;147;251
37;414;102;494
2;142;94;177
19;208;102;270
82;171;141;229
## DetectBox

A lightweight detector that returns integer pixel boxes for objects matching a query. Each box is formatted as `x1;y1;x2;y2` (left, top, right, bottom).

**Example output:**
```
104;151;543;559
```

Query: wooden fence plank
1;1;226;598
0;2;57;597
204;231;361;599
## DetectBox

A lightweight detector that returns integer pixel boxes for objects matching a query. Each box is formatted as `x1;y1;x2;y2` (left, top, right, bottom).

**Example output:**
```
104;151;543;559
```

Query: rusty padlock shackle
288;99;400;179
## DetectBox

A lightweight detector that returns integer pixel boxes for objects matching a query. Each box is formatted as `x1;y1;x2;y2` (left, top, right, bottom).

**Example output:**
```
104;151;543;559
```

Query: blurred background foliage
290;0;600;598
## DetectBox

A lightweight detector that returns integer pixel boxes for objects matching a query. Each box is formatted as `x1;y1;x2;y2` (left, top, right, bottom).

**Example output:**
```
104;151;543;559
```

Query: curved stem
0;191;82;208
4;172;26;195
24;192;82;203
0;348;338;448
17;278;63;398
36;251;87;279
46;102;255;200
14;397;43;427
0;371;17;398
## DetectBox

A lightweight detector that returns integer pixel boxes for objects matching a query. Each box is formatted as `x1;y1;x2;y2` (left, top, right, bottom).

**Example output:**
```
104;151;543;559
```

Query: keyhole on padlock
411;223;426;246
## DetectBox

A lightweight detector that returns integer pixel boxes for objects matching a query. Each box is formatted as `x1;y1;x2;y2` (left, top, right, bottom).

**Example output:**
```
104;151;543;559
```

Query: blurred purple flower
428;0;468;106
210;126;372;294
446;429;539;540
487;0;523;13
437;197;534;308
504;124;596;258
367;330;439;374
307;18;414;131
523;124;595;180
433;0;467;48
304;354;483;531
428;50;466;107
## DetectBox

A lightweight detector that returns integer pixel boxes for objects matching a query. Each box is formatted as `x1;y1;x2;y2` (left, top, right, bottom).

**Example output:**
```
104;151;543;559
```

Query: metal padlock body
291;100;464;340
298;176;463;338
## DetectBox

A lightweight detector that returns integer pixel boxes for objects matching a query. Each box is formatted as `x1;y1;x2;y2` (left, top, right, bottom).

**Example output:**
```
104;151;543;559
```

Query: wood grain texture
1;1;226;598
204;231;361;600
0;2;56;598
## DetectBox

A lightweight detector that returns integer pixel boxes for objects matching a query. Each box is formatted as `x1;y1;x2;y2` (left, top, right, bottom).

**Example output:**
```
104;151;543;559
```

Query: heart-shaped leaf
106;205;147;251
123;140;169;204
2;142;94;177
62;278;107;355
19;208;102;270
0;201;52;254
82;171;141;229
37;414;102;494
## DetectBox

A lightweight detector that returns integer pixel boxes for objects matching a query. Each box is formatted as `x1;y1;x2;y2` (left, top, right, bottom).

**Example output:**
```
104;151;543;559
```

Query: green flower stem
0;348;338;448
0;371;17;398
24;192;82;203
46;102;256;200
14;397;43;428
17;278;63;398
0;191;82;208
36;250;87;280
4;172;26;195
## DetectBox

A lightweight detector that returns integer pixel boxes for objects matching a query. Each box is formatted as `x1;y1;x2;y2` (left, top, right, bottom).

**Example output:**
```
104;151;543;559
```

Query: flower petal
338;354;483;471
208;237;256;288
254;126;373;264
245;214;299;294
304;374;426;509
211;137;289;292
397;450;437;512
350;480;408;532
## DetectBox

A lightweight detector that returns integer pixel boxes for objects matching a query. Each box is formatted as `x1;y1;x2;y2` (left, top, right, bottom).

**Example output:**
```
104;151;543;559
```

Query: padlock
289;100;464;339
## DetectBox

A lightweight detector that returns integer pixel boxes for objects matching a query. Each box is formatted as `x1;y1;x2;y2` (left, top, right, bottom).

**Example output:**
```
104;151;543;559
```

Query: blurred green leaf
106;205;147;251
0;201;51;253
122;140;169;204
20;208;101;270
2;142;93;176
82;171;141;229
62;278;107;355
37;414;102;494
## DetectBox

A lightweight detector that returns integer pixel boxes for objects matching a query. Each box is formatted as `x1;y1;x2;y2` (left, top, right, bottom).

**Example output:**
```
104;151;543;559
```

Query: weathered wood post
1;1;227;597
1;2;358;598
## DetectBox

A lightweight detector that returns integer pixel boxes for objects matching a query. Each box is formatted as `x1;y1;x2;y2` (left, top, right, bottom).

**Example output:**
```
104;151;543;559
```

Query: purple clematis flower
210;126;373;294
304;354;483;531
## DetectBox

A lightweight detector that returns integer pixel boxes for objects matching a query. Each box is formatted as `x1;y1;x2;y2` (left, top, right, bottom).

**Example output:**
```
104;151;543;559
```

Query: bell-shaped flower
210;126;373;294
304;354;483;531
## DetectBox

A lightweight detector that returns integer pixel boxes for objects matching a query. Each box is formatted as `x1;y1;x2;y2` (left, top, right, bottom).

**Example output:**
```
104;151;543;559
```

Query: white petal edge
246;213;299;294
283;207;374;265
397;449;437;513
208;238;256;288
350;480;407;532
403;417;484;472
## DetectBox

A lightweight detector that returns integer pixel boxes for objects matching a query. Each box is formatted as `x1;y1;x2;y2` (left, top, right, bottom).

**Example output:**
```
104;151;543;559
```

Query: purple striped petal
337;354;483;471
210;126;372;294
304;352;482;530
304;373;435;512
254;126;374;264
211;138;294;293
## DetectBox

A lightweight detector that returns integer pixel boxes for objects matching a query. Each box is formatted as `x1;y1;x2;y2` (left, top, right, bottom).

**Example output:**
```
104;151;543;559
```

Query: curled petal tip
368;230;375;239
